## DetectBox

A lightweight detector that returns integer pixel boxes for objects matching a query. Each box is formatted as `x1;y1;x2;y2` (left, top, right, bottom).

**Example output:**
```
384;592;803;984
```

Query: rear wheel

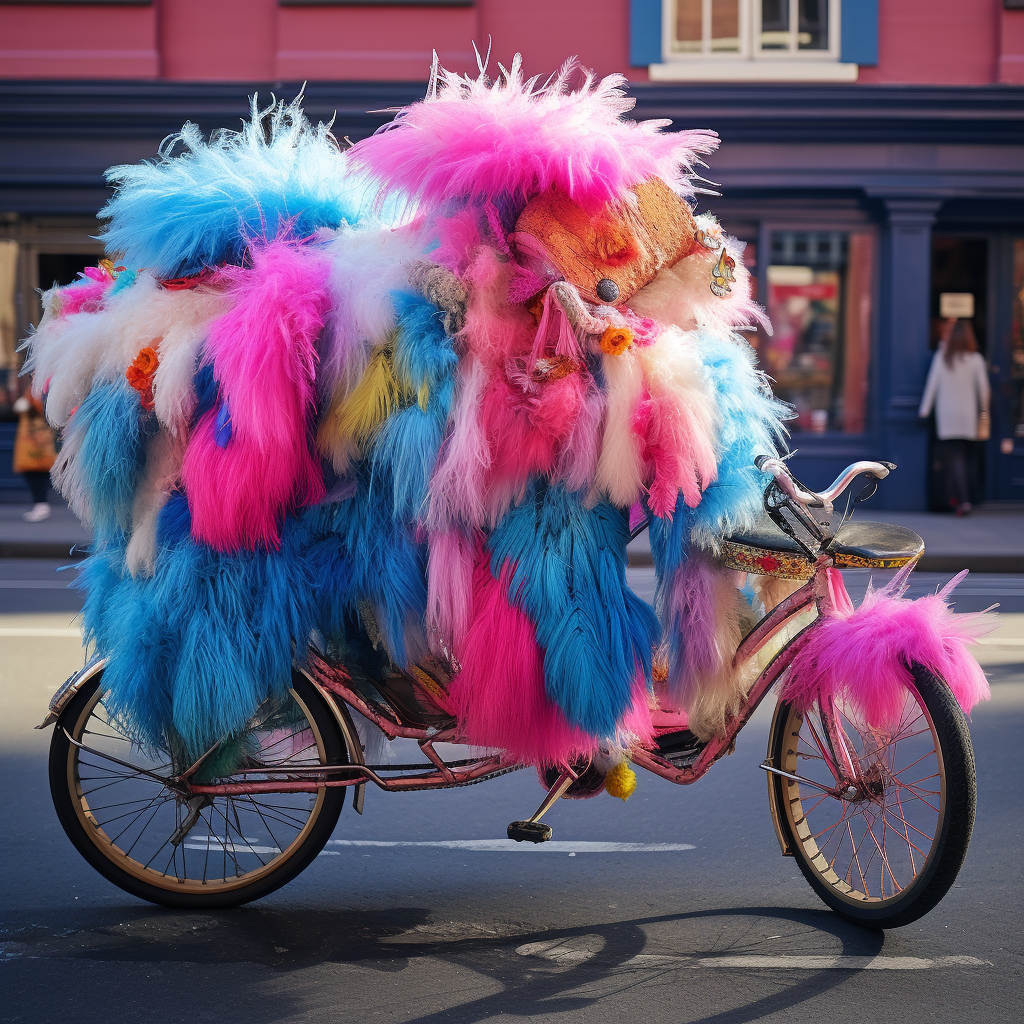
50;670;348;908
768;663;976;928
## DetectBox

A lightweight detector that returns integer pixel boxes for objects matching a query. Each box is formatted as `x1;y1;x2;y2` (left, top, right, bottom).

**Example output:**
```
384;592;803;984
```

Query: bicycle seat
720;514;924;579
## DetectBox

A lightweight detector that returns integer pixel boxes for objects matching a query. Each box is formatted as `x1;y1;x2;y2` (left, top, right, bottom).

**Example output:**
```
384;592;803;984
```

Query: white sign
940;292;975;318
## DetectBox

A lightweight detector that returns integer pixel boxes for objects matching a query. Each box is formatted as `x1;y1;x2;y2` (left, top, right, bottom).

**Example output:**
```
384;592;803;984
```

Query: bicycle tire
50;669;348;909
768;662;976;928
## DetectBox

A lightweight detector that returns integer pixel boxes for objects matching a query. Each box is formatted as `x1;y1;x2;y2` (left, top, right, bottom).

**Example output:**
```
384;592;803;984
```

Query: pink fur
182;240;329;551
426;527;478;658
447;555;601;767
462;249;535;366
479;365;586;524
351;57;718;214
427;353;491;529
552;372;605;492
58;272;111;317
431;208;485;275
781;571;992;728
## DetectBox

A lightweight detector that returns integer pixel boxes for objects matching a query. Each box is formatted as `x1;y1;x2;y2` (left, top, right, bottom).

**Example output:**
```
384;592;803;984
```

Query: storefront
2;79;1023;507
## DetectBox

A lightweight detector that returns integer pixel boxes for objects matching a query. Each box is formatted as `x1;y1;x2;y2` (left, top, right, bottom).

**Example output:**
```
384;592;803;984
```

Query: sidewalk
2;497;1022;572
626;506;1024;573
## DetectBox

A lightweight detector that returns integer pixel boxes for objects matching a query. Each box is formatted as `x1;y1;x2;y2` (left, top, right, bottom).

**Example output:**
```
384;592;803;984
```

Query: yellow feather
317;343;411;470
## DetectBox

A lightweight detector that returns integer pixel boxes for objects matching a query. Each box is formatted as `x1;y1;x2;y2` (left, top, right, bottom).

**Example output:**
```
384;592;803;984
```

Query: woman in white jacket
919;318;991;515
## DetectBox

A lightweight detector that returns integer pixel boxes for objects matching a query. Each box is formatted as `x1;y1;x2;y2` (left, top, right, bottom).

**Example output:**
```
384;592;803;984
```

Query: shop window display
758;229;873;434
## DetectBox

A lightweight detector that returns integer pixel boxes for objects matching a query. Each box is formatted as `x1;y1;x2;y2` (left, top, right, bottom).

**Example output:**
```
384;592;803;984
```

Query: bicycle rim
778;684;946;909
60;682;336;896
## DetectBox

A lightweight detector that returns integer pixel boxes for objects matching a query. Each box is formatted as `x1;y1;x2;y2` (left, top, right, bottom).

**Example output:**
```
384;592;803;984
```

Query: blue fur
370;293;457;520
390;292;458;403
100;98;364;279
303;468;427;666
488;484;660;739
191;361;219;423
71;379;155;536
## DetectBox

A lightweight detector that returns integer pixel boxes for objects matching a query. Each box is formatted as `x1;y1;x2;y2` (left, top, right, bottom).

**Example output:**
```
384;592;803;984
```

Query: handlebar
755;456;896;516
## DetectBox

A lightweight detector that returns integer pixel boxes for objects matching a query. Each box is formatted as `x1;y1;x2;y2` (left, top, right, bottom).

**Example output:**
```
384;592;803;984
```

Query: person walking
919;318;991;516
12;388;56;521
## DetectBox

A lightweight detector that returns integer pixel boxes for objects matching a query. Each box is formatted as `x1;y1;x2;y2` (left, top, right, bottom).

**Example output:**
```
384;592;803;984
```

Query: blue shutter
841;0;879;66
630;0;663;67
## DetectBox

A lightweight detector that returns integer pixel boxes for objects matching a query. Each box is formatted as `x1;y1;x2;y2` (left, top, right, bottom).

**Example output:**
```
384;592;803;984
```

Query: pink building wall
0;0;1021;84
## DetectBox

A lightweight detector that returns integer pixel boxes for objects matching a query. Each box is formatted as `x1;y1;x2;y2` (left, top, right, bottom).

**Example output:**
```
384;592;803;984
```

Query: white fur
149;288;230;434
592;347;646;507
125;429;185;576
320;221;424;400
630;215;766;335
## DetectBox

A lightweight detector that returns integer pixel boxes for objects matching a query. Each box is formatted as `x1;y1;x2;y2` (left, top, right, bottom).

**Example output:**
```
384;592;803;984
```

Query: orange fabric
13;411;56;473
513;178;698;306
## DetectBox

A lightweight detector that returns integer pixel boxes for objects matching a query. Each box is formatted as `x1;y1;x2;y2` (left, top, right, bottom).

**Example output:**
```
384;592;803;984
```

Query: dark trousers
23;471;49;504
937;439;973;508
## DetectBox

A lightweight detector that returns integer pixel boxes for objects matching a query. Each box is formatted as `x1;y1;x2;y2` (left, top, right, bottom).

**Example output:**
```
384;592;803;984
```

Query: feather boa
781;568;992;728
352;56;717;215
100;97;361;279
182;240;329;551
487;483;660;739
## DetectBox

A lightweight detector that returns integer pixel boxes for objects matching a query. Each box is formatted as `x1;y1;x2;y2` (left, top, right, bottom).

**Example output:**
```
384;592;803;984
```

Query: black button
596;278;619;303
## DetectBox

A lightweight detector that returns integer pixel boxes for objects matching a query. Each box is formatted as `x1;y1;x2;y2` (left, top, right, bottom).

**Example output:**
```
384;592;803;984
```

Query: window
651;0;856;79
668;0;837;59
756;230;873;434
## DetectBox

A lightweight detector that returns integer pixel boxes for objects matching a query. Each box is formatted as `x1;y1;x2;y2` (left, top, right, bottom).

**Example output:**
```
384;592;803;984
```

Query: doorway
928;236;988;509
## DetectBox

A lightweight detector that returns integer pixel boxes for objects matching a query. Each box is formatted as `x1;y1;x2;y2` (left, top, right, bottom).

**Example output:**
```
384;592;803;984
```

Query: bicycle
42;458;979;929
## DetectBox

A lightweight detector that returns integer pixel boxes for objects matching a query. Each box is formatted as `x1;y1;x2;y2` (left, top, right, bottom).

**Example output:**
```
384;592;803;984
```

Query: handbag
977;409;991;442
13;412;57;473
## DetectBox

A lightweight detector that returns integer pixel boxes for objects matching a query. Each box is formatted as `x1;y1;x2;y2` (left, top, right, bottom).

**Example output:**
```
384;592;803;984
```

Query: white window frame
653;0;856;81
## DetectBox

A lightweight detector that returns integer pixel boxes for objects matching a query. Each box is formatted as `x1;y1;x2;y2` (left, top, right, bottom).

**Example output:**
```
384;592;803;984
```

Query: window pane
711;0;740;52
798;0;829;50
760;231;873;434
676;0;703;52
761;0;790;49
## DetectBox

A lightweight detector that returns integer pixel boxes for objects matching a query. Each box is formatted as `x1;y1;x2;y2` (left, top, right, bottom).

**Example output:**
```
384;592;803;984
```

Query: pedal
507;821;553;844
656;729;706;769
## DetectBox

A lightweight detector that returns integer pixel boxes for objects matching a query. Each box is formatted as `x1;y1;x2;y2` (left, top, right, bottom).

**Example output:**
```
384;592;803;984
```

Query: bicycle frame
186;556;861;801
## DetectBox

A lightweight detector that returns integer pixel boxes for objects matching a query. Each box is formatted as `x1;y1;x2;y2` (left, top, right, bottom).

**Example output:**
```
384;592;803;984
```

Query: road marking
322;840;695;853
976;637;1024;645
0;627;81;637
184;836;280;856
516;940;990;970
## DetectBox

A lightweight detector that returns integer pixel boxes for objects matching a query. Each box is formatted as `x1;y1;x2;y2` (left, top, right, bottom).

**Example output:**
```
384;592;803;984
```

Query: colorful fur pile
26;60;800;768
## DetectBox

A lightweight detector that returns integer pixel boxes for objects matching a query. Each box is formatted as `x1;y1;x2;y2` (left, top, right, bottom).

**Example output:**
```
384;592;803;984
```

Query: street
1;559;1021;1024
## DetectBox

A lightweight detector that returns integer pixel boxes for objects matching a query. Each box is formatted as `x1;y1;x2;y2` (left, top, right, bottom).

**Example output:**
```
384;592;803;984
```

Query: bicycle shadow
18;902;884;1023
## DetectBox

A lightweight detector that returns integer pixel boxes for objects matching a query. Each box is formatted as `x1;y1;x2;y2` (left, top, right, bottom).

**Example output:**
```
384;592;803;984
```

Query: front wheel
50;669;348;908
768;663;977;928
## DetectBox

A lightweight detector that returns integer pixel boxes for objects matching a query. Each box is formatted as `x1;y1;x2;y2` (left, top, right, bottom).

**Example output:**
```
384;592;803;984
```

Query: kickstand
507;766;578;844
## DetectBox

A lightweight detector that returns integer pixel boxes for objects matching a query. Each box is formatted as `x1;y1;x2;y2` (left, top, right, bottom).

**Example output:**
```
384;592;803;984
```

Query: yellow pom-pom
604;760;637;801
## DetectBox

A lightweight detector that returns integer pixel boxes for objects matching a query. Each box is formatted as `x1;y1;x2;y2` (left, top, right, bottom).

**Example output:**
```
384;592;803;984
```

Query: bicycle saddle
721;513;924;579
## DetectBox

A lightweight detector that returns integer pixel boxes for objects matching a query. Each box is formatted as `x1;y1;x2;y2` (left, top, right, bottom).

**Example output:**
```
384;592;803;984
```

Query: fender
37;656;107;730
778;569;991;730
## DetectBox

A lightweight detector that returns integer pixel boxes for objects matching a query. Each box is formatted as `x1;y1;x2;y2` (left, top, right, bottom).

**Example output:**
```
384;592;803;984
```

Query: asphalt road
1;560;1022;1024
